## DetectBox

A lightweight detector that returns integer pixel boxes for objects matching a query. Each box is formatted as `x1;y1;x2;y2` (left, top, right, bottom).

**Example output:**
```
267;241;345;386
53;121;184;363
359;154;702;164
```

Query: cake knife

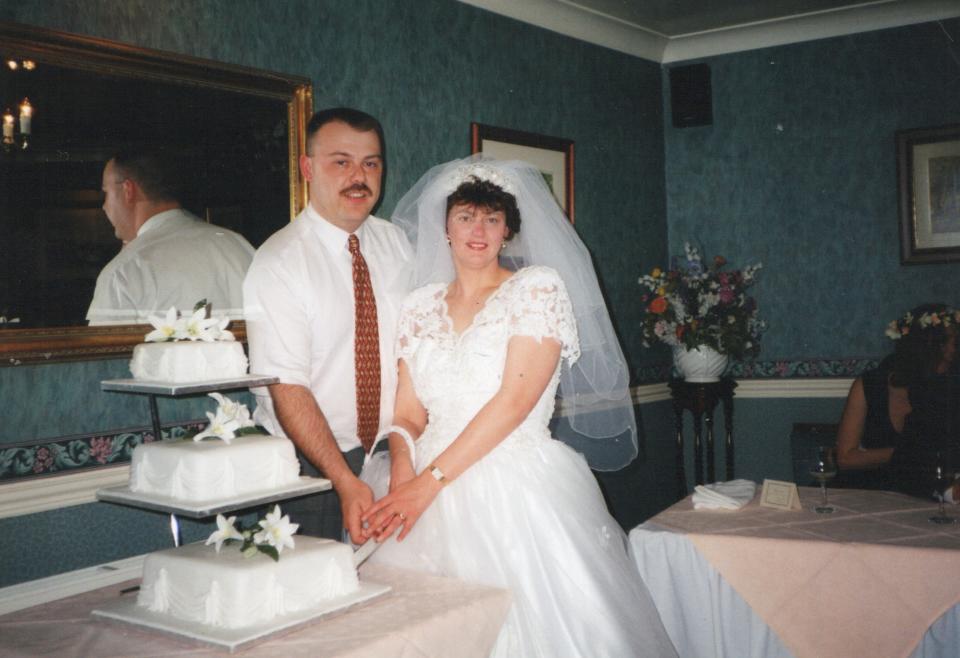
353;538;383;567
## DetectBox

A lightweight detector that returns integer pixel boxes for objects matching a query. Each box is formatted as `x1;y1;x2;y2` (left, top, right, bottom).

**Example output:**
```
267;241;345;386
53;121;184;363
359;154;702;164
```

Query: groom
244;107;414;543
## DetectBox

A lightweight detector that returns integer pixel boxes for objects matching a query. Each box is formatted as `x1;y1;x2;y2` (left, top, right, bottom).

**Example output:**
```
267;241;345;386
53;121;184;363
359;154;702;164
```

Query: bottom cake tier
137;537;359;629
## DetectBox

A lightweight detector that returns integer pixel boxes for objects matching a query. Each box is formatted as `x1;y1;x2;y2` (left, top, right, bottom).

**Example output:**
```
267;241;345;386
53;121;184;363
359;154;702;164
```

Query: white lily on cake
193;393;256;443
253;505;299;554
205;514;243;552
194;406;242;443
142;304;234;343
207;315;235;342
204;506;298;561
182;307;221;341
208;392;254;427
144;307;183;342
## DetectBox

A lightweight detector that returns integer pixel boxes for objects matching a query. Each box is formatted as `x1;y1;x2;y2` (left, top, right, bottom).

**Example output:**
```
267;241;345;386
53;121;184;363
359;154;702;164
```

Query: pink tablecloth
647;487;960;658
0;564;511;658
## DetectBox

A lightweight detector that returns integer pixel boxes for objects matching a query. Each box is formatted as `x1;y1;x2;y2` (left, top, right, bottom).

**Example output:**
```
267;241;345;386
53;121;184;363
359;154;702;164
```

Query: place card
759;479;801;510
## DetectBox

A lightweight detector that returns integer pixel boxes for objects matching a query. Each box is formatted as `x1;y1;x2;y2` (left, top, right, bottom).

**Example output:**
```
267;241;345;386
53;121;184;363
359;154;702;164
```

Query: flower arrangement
193;393;257;443
885;307;960;340
639;243;765;360
144;300;234;343
206;504;299;562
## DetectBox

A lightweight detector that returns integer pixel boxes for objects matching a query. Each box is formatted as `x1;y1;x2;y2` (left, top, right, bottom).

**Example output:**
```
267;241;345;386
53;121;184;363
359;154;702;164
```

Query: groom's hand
338;476;375;544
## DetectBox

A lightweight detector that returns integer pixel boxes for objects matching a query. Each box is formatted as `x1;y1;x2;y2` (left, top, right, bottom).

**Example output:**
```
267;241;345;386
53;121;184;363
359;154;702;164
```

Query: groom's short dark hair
304;107;385;157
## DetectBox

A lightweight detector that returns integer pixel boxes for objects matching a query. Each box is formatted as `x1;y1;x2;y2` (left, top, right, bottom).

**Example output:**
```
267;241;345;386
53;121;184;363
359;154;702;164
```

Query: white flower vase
673;345;729;383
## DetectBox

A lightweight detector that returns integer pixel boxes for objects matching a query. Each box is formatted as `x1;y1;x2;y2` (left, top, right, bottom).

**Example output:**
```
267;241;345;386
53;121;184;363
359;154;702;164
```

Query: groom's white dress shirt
243;205;414;454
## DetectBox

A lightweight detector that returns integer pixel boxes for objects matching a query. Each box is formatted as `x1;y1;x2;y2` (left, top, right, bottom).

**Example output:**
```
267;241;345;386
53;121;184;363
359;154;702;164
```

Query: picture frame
896;124;960;264
471;123;575;222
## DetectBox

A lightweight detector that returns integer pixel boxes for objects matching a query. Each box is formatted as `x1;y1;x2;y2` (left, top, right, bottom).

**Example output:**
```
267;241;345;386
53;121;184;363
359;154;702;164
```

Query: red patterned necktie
348;234;380;454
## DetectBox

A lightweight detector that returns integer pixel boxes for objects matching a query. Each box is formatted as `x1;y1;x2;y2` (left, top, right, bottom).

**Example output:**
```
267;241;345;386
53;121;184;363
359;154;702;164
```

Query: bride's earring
446;235;451;245
500;242;507;251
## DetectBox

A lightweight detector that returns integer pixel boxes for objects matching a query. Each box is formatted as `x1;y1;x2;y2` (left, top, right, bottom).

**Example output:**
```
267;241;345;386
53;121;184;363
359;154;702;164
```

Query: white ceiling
558;0;903;37
459;0;960;62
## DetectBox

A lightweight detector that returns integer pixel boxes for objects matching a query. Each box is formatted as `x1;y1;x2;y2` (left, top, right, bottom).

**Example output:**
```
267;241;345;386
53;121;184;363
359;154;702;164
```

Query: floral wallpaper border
1;357;878;483
0;420;205;482
732;357;878;379
634;356;879;384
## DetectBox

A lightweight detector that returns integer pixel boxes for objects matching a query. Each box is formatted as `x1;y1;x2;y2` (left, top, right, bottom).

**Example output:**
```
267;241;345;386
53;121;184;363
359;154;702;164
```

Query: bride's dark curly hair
889;302;959;389
446;176;522;240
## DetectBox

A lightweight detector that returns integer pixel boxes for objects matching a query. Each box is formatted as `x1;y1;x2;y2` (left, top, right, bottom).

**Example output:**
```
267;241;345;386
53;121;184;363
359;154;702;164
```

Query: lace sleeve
507;267;580;363
395;283;444;362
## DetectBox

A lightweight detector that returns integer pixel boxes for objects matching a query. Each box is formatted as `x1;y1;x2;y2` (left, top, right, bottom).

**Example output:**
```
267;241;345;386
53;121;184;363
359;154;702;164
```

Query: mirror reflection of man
86;149;254;325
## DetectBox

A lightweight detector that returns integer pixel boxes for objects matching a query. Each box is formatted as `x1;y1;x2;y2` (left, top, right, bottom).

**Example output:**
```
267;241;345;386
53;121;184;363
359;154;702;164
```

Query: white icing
129;434;300;502
130;341;248;383
137;537;359;628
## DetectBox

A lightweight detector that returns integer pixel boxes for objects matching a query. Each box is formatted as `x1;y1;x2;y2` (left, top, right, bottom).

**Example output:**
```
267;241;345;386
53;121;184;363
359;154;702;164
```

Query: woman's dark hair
890;302;957;388
446;176;521;240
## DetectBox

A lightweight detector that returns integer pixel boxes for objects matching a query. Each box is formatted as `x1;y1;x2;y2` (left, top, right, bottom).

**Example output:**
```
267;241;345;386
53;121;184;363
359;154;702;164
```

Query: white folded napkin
692;479;757;510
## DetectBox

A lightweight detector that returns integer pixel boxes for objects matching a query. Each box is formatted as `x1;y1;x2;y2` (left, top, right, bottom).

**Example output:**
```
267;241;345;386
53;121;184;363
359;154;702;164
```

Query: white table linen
630;525;960;658
0;564;511;657
629;488;960;658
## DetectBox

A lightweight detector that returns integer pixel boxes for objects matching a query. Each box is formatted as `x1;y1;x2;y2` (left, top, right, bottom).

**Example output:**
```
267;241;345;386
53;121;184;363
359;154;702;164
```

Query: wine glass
928;461;956;525
809;446;837;514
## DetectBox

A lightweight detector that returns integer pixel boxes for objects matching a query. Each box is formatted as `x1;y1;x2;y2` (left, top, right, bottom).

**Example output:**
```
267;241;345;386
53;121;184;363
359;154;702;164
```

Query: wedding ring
398;512;407;521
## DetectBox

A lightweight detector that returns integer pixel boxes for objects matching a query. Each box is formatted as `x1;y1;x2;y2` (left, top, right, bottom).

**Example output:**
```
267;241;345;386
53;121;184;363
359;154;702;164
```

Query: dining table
630;486;960;658
0;563;511;657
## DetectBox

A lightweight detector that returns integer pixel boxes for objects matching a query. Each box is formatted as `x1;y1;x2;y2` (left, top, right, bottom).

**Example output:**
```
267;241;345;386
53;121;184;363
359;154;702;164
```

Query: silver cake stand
92;376;378;652
101;374;279;444
98;375;332;545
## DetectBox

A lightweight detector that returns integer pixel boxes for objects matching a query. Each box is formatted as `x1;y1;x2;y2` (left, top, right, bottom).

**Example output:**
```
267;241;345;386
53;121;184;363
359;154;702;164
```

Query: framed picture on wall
471;123;575;222
897;124;960;264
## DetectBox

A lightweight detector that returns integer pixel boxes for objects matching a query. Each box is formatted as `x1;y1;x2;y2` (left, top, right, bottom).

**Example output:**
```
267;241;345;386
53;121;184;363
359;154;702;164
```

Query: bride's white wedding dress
362;266;676;658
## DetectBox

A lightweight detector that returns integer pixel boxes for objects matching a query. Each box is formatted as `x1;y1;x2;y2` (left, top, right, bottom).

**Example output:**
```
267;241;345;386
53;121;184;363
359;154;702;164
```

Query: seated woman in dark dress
835;303;959;497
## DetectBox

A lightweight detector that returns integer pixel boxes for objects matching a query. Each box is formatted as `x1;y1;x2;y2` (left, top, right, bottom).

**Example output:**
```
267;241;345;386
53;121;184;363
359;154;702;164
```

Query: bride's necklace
449;284;498;308
446;271;512;334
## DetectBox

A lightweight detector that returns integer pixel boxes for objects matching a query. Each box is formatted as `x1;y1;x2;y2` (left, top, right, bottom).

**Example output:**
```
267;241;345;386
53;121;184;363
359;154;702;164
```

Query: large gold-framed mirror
0;21;312;364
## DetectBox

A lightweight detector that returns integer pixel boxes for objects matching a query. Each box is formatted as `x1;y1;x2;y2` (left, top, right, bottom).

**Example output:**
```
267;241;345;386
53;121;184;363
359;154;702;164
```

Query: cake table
2;565;511;657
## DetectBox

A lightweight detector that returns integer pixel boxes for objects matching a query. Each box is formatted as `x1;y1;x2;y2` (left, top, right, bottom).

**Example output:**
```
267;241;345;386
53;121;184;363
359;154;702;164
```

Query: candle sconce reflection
3;58;35;152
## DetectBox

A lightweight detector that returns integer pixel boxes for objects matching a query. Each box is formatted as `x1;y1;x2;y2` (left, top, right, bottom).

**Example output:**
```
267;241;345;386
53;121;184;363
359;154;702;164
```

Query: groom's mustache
341;183;372;196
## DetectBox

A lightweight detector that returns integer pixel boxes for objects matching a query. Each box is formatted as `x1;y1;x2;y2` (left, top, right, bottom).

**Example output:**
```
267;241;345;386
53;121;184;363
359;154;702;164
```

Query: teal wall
0;0;667;587
2;2;957;590
0;360;215;443
664;20;960;360
657;20;960;518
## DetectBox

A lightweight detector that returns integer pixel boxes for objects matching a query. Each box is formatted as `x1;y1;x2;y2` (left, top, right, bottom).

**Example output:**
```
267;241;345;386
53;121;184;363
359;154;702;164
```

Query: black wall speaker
670;63;712;128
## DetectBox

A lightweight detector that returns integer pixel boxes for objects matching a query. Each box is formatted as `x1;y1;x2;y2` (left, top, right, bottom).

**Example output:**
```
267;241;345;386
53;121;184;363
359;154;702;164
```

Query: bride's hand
362;471;443;542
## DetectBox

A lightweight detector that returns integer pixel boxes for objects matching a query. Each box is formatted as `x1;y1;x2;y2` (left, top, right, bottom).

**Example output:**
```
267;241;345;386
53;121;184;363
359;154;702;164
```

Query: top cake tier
130;341;249;383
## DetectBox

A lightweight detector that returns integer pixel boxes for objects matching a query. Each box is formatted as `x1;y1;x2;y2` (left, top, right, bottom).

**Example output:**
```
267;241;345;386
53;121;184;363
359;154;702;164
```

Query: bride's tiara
440;162;518;197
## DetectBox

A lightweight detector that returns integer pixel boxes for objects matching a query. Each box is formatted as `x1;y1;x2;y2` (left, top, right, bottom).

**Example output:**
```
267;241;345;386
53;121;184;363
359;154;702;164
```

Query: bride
360;157;677;657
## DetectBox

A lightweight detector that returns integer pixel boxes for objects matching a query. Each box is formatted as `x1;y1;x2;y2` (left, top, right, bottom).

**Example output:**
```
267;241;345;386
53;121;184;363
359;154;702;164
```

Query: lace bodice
397;266;579;462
